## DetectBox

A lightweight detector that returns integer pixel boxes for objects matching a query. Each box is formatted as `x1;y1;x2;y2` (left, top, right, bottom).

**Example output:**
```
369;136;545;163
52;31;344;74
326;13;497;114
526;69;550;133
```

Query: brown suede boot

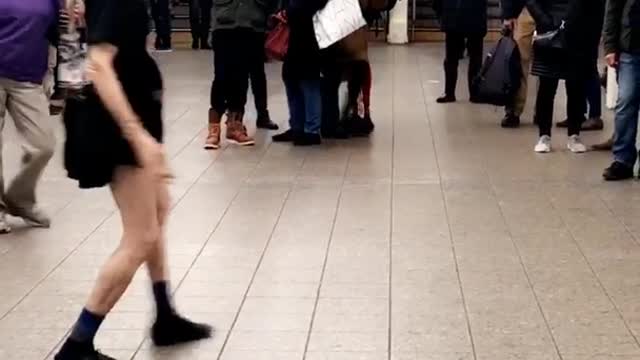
204;108;221;150
226;112;255;146
591;136;614;151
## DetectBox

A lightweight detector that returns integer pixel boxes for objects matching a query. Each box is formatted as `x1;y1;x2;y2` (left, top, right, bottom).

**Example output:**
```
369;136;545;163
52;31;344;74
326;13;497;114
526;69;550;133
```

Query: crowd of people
1;0;640;359
437;0;640;181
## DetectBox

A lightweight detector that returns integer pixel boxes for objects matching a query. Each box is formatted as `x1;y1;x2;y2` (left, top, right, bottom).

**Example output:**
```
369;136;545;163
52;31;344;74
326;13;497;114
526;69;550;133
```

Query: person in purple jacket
0;0;58;234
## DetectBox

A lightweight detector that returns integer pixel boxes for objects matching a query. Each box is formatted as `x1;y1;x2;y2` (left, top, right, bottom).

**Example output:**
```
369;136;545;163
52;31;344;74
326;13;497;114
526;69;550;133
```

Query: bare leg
146;179;170;283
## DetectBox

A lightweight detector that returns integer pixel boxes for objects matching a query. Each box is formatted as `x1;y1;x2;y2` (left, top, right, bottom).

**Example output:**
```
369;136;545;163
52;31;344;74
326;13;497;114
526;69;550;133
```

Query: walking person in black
55;0;211;358
433;0;488;103
189;0;212;49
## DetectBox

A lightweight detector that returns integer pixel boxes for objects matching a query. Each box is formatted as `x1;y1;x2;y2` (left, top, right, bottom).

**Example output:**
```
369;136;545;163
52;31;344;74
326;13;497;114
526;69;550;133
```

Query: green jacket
213;0;278;33
603;0;640;55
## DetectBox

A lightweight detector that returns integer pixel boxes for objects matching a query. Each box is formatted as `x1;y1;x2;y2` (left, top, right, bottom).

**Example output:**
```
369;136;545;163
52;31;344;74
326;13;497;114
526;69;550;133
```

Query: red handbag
265;11;289;61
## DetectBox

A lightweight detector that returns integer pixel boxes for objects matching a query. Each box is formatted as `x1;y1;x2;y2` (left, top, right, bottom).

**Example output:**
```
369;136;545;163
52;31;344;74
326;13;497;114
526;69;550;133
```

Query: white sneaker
567;135;587;153
0;214;11;234
534;135;552;153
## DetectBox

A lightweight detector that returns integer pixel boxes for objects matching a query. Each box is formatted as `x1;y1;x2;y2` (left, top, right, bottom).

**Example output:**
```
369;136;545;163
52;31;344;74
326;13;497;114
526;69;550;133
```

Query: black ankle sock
152;281;175;319
69;308;105;344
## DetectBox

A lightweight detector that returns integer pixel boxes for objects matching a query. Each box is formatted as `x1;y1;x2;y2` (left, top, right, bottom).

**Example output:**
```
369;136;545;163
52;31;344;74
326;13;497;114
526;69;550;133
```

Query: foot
227;122;255;146
581;117;604;131
348;114;375;137
272;129;297;143
469;96;482;104
567;135;587;153
322;124;350;139
7;204;50;228
294;133;322;146
591;137;614;151
534;135;552;153
55;340;116;360
204;123;221;150
191;38;200;50
436;94;456;104
256;114;279;130
151;313;212;347
603;161;634;181
556;119;569;128
200;40;212;50
501;114;520;129
0;214;11;234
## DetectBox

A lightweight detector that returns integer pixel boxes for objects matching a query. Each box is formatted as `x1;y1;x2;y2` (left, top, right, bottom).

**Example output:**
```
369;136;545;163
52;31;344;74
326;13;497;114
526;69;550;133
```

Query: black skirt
63;89;163;189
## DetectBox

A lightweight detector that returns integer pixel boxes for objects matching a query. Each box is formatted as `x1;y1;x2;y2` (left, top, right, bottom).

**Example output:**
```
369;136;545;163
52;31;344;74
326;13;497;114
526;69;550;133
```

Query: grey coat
212;0;278;33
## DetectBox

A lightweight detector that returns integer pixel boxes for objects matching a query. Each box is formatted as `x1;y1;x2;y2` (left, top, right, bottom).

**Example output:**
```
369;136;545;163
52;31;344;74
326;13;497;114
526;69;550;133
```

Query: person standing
602;0;640;180
0;0;58;233
204;0;276;150
250;47;279;130
55;0;211;358
433;0;488;103
189;0;212;50
528;0;605;153
501;0;536;127
150;0;172;51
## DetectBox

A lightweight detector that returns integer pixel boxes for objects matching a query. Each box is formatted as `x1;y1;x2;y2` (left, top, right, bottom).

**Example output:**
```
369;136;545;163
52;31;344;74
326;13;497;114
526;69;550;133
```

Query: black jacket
501;0;526;19
282;0;329;79
603;0;640;55
433;0;488;34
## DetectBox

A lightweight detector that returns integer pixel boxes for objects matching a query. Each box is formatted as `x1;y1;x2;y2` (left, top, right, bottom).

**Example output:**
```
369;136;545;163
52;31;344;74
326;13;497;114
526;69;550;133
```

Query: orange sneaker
226;113;255;146
204;109;221;150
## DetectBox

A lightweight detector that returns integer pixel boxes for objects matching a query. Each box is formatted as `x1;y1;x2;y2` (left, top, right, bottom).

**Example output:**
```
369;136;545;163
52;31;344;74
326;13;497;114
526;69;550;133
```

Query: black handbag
532;20;566;50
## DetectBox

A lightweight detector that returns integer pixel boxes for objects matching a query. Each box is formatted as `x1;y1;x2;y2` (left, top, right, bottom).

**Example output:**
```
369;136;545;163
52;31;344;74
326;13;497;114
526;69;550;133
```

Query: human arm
603;0;624;66
526;0;555;31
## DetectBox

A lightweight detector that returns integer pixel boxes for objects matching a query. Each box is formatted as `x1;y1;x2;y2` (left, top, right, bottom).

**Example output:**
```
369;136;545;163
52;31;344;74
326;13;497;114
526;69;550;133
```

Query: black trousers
150;0;172;47
535;75;587;137
443;32;484;97
320;62;344;133
189;0;212;42
210;29;265;115
249;34;268;118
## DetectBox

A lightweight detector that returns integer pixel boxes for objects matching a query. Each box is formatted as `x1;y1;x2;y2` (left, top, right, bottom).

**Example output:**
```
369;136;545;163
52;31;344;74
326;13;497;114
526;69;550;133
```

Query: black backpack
472;30;522;106
362;0;398;27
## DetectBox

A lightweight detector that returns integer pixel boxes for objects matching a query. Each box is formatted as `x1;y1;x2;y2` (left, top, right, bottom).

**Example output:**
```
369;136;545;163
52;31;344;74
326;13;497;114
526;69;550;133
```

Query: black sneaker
55;340;116;360
256;113;279;130
191;38;200;50
501;114;520;128
436;94;456;104
151;313;212;347
603;162;634;181
272;129;296;142
322;124;350;139
294;133;322;146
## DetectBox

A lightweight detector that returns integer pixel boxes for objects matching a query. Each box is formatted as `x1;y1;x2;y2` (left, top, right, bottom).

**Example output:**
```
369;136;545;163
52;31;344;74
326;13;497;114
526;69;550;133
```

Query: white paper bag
313;0;367;49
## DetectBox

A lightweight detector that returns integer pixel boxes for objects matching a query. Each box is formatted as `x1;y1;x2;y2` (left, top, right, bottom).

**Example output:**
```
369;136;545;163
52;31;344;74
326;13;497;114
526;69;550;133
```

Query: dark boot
256;111;279;130
200;34;211;50
191;36;200;50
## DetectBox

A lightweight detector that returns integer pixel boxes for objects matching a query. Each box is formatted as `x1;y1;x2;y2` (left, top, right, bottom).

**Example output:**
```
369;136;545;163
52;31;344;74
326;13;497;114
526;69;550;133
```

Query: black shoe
257;114;279;130
272;129;296;142
191;38;200;50
436;94;456;104
501;114;520;128
469;96;482;104
322;124;350;139
201;38;212;50
55;340;116;360
348;114;375;137
294;133;322;146
152;313;212;347
581;117;604;131
603;162;634;181
556;119;569;128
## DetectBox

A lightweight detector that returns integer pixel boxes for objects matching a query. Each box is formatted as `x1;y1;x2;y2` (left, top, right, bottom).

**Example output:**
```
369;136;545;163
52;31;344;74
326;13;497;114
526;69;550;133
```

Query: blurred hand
605;53;619;68
504;19;517;31
133;129;173;181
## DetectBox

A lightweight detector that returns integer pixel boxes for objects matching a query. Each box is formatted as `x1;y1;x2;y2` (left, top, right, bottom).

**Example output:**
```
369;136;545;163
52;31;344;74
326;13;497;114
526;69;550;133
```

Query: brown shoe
226;113;255;146
591;136;614;151
204;109;221;150
581;117;604;131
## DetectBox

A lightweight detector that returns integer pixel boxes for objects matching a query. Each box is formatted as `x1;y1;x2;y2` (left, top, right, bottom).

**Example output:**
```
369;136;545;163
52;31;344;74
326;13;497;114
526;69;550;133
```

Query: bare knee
122;226;161;265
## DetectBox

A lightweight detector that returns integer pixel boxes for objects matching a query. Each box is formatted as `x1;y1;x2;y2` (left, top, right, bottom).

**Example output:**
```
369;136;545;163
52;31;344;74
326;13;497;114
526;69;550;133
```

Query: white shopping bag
313;0;367;49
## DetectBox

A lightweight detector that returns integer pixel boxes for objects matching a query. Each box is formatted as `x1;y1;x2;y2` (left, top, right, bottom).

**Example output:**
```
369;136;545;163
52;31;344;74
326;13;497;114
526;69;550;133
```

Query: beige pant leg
0;77;55;211
511;9;536;116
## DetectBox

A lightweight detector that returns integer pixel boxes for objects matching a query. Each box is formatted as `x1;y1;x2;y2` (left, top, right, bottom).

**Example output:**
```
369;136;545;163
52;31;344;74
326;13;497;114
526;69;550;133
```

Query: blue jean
284;77;322;134
586;64;602;118
613;53;640;167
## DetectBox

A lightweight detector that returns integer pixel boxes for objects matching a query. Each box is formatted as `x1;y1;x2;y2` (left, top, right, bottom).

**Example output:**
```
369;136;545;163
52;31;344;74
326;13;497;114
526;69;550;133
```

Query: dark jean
443;32;484;97
613;53;640;167
150;0;172;47
284;77;322;135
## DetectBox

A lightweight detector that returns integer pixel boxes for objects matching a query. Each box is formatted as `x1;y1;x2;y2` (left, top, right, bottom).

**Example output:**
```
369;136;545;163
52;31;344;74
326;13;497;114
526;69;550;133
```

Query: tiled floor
0;44;639;360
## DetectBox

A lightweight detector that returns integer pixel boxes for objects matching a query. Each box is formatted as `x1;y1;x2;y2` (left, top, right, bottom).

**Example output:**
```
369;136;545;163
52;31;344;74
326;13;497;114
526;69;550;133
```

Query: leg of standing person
281;76;305;141
604;53;640;180
466;33;484;102
533;77;559;152
205;30;230;150
250;32;278;130
565;69;588;153
55;166;211;359
0;78;55;233
321;62;347;138
152;0;172;51
582;63;604;130
438;32;465;103
200;0;212;49
503;9;536;127
295;77;323;146
188;0;201;49
226;29;255;146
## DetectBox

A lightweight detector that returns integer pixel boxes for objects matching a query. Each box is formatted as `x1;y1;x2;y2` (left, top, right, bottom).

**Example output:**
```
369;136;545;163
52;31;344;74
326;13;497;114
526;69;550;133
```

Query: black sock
153;281;175;319
69;308;105;344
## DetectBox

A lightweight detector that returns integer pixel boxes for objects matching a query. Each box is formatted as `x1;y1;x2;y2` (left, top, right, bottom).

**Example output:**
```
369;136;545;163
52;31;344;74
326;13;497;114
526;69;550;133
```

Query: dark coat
432;0;488;34
527;0;604;79
603;0;640;55
282;0;329;79
500;0;526;19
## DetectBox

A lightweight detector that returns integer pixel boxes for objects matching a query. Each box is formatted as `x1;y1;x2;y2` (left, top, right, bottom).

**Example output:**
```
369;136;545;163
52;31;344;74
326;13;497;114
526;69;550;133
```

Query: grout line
417;51;478;360
387;48;396;360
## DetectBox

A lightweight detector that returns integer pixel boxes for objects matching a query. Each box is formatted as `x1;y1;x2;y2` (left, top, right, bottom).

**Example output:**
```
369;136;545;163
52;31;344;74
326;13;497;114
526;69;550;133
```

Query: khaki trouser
508;9;536;117
0;77;55;213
